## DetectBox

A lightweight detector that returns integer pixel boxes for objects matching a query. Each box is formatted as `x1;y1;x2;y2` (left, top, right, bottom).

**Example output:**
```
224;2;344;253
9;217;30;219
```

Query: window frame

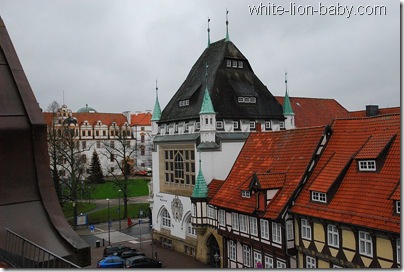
260;219;269;240
358;160;376;171
218;209;225;226
264;255;273;268
301;219;312;240
232;213;239;231
229;240;236;261
272;222;282;244
286;220;294;241
359;231;373;257
239;214;249;233
327;224;339;248
277;260;286;268
162;209;171;229
306;256;316;268
242;245;251;267
250;217;258;236
312;191;327;203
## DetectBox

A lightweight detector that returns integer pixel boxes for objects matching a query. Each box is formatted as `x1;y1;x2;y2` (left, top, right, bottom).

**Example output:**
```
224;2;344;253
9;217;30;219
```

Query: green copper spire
199;64;215;114
225;9;230;42
207;17;211;48
283;72;294;115
191;155;208;198
151;79;162;121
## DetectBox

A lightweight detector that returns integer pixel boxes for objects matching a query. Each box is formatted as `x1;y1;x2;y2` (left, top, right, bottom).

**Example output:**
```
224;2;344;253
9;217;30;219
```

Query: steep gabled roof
275;96;349;127
292;114;400;234
160;39;284;122
209;126;325;219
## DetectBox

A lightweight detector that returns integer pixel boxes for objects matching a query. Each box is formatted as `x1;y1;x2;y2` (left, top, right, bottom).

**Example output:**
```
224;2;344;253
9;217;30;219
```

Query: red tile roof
208;179;225;200
131;112;152;126
349;106;400;118
209;126;326;219
275;96;349;127
292;114;400;234
43;112;129;126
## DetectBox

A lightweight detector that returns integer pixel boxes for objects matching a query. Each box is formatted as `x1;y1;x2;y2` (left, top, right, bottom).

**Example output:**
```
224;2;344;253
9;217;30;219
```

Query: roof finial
285;71;288;94
207;17;211;48
155;78;158;96
225;9;230;42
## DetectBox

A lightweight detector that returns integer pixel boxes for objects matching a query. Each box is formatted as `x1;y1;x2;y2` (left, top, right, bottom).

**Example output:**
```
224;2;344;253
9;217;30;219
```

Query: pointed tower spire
283;71;294;115
151;79;162;121
192;153;208;198
200;64;215;114
225;9;230;42
207;17;211;48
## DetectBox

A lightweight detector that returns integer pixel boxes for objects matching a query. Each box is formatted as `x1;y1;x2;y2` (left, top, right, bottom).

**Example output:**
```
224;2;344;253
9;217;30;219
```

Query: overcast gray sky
0;0;400;113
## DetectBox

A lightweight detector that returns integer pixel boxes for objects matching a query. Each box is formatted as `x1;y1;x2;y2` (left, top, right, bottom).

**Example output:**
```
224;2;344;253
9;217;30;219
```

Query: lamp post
214;252;220;268
107;198;111;245
139;208;143;250
118;189;121;230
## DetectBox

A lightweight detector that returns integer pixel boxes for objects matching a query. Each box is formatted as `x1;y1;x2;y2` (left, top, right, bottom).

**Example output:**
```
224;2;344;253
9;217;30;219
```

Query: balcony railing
2;228;80;268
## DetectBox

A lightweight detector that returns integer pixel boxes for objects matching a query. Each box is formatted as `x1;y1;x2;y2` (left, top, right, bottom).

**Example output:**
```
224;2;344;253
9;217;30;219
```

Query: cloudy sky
0;0;400;113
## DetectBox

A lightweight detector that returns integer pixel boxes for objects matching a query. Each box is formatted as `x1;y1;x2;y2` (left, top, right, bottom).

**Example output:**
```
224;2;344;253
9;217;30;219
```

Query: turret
199;64;216;143
283;72;295;129
151;79;162;136
190;156;208;235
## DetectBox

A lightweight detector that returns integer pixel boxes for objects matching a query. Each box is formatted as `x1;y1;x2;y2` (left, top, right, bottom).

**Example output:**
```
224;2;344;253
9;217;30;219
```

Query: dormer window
232;60;238;67
226;59;244;69
196;122;200;131
250;122;256;130
279;121;285;129
311;191;327;203
265;121;271;130
396;200;400;214
242;190;251;198
226;59;231;67
358;160;376;171
184;122;189;132
233;120;240;130
238;96;256;104
179;100;189;107
216;121;224;130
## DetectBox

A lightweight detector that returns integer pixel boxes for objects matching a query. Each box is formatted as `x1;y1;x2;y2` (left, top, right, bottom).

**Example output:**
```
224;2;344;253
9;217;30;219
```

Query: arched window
162;209;171;228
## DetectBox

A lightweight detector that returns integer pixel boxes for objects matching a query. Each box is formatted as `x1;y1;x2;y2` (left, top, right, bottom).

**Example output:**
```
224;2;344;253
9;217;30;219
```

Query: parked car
117;250;145;259
103;245;132;257
125;256;162;268
97;256;125;268
135;170;147;176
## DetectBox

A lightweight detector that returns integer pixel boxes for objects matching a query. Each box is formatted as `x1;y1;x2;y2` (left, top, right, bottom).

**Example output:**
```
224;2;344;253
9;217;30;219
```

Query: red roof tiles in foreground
275;96;349;128
209;126;326;220
292;114;400;234
349;106;400;118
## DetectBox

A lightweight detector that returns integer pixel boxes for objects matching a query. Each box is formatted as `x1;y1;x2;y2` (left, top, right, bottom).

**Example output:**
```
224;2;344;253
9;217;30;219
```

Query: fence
2;228;80;268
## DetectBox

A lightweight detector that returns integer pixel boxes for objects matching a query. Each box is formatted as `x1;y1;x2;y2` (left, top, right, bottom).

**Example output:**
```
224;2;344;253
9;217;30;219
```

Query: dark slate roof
160;39;284;123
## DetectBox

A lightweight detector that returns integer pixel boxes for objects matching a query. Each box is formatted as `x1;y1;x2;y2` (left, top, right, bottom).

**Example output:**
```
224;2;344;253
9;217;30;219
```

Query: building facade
150;33;289;264
44;104;152;180
291;113;400;268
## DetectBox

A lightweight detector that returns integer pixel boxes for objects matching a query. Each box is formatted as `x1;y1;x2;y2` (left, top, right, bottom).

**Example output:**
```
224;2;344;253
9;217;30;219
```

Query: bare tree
56;117;91;226
46;101;63;203
102;124;135;219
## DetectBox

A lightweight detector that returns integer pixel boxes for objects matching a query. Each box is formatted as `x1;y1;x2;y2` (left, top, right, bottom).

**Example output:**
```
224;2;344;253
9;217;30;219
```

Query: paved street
77;220;212;269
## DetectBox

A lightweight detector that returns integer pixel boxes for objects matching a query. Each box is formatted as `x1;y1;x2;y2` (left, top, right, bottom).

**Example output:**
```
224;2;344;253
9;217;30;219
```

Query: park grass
62;202;97;218
89;178;150;199
67;203;150;225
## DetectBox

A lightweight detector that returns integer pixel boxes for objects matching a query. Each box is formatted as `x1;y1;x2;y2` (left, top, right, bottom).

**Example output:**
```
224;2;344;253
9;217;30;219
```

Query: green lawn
67;203;150;225
62;202;97;218
88;178;150;199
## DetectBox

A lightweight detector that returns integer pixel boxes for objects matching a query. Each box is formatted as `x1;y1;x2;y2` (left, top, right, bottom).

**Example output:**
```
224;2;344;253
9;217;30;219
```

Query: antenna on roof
207;17;211;48
225;9;230;42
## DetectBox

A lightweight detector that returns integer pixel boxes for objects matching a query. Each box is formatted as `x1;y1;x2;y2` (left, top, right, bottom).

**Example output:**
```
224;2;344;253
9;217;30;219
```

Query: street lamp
118;189;121;230
214;252;220;268
107;198;111;245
